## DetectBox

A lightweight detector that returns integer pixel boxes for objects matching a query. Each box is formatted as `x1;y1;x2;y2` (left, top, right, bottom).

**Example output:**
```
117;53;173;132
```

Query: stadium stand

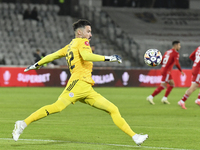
1;2;198;68
101;7;200;67
0;2;132;68
0;3;69;66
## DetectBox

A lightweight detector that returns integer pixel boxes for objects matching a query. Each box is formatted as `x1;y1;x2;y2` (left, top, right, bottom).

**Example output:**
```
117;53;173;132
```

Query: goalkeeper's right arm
37;51;62;65
24;51;63;72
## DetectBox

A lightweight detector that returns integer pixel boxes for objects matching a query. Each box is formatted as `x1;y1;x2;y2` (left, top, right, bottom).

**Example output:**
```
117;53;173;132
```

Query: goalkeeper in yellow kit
12;19;148;145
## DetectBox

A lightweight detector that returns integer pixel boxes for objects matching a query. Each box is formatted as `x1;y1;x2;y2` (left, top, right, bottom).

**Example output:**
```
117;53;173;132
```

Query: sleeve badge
84;41;90;46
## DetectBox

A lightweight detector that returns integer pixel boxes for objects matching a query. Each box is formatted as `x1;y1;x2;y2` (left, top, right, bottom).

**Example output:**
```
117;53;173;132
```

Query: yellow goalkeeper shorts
58;80;103;106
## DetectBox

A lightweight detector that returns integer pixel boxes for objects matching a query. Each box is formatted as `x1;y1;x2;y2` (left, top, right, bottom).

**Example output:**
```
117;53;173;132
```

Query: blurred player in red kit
178;46;200;109
147;41;184;105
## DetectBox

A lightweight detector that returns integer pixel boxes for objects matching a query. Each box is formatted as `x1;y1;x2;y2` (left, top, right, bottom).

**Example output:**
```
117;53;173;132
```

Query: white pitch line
0;138;195;150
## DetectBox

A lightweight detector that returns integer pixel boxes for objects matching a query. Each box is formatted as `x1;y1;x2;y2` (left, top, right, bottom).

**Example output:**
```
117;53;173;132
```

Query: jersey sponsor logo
83;47;90;49
69;92;74;97
84;41;90;46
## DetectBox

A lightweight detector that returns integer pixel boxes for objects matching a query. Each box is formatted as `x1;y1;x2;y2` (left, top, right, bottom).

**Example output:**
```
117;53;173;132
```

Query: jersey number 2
68;51;75;70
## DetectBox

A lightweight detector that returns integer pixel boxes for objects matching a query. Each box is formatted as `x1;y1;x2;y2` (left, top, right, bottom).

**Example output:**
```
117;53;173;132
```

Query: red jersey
189;46;200;75
161;49;182;74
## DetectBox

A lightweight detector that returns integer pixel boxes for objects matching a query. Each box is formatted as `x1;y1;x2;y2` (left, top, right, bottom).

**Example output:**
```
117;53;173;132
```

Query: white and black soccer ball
144;49;162;67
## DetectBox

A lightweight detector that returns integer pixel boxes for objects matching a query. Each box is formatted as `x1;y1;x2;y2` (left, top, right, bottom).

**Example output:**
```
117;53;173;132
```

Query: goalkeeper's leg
91;97;148;145
24;97;71;125
91;97;136;137
12;97;71;141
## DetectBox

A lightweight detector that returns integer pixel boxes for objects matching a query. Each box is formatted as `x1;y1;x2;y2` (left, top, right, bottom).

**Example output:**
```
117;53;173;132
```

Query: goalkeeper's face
80;25;92;41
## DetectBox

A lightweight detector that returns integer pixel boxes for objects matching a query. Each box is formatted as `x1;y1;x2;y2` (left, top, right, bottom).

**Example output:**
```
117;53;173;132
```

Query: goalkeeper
12;19;148;145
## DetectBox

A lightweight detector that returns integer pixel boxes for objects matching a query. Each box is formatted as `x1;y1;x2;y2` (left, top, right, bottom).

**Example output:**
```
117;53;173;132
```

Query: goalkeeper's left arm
80;50;122;63
24;51;63;72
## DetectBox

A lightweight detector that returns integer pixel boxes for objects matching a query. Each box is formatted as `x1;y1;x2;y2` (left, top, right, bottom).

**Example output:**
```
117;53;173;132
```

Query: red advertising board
138;69;192;87
0;67;70;87
0;67;192;87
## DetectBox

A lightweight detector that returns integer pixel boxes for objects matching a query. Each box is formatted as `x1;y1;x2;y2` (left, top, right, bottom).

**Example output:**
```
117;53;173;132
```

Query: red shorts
192;74;200;84
161;73;172;83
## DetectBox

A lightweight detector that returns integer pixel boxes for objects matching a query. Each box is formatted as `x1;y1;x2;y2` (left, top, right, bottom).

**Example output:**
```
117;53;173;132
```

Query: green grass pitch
0;87;200;150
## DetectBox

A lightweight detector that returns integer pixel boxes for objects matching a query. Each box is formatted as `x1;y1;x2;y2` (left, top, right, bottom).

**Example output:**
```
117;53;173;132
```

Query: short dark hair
172;40;180;46
73;19;91;31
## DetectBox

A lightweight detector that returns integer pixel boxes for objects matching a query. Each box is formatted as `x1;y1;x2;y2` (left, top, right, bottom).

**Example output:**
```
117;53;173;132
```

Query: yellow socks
110;106;136;137
93;98;136;137
24;98;71;125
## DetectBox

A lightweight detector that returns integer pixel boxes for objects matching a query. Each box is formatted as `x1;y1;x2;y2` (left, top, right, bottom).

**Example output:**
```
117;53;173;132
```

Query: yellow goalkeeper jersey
38;38;104;85
59;38;95;85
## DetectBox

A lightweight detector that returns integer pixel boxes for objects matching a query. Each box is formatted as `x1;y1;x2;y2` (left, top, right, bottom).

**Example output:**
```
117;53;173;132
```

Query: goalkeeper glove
24;63;41;72
105;55;122;63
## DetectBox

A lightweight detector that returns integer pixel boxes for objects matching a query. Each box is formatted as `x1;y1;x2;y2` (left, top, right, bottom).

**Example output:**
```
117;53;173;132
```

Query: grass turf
0;87;200;150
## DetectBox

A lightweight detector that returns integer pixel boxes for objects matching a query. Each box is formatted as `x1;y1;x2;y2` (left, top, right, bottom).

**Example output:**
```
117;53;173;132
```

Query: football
144;49;162;67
